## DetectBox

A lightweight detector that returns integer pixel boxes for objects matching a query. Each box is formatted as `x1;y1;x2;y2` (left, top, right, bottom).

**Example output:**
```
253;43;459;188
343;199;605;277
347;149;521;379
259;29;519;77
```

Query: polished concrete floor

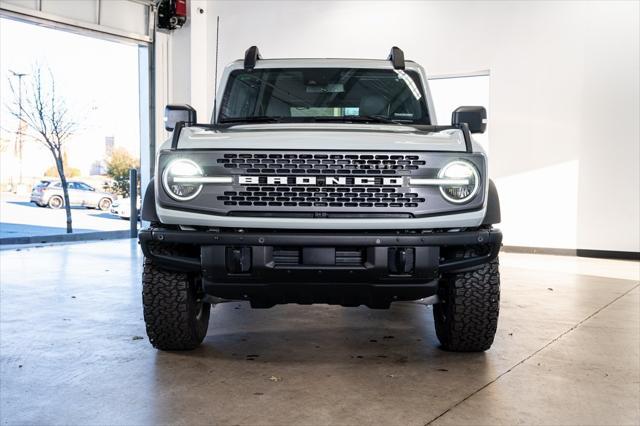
1;240;638;425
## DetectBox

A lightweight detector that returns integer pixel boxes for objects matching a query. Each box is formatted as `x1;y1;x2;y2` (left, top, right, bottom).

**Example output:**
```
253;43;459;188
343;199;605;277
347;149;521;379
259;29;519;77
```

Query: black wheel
98;198;112;211
142;258;210;350
48;196;63;209
433;257;500;352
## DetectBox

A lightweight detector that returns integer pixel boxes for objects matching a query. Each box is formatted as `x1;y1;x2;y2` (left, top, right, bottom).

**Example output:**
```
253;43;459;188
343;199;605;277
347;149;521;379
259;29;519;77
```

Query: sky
0;17;140;179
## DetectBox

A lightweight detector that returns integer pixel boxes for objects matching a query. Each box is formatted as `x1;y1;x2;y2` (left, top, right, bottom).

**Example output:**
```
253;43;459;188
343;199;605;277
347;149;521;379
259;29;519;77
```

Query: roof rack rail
388;46;405;70
244;46;262;70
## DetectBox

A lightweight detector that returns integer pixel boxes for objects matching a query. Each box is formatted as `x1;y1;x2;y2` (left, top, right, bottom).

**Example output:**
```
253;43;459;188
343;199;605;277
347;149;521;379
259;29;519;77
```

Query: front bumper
139;227;502;308
30;194;44;203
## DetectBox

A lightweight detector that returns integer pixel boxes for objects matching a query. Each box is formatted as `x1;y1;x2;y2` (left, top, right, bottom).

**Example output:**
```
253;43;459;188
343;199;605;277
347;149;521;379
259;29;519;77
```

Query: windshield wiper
312;115;405;125
219;116;285;124
359;115;405;124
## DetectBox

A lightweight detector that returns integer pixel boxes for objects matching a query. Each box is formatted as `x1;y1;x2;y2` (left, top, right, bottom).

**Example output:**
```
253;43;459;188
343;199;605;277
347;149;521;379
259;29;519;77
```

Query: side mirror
452;106;487;134
164;104;197;131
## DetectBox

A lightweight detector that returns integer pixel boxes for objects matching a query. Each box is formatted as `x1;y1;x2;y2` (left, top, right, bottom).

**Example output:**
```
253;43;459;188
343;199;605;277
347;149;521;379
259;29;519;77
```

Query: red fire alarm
157;0;188;31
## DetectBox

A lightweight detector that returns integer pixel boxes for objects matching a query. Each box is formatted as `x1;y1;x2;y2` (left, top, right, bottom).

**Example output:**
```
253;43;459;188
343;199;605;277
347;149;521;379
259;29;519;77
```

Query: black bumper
139;227;502;308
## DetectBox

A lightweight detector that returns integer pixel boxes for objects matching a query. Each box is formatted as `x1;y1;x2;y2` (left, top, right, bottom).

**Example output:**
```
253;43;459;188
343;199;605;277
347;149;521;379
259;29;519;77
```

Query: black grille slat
336;249;364;266
272;248;364;267
218;182;424;208
218;153;423;172
272;249;300;265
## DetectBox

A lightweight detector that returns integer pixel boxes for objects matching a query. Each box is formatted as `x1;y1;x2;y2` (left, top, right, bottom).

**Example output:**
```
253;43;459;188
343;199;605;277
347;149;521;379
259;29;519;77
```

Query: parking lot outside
0;192;129;241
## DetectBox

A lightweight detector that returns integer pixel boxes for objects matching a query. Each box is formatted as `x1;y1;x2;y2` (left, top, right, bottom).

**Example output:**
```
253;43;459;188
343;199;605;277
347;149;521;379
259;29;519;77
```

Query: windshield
218;68;431;125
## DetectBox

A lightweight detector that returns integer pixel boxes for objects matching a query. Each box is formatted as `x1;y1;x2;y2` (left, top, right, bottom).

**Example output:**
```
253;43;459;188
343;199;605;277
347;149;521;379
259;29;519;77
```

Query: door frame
0;7;155;242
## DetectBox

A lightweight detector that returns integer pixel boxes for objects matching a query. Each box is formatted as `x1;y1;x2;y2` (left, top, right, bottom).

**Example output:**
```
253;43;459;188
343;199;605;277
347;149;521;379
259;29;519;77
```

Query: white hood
160;123;469;152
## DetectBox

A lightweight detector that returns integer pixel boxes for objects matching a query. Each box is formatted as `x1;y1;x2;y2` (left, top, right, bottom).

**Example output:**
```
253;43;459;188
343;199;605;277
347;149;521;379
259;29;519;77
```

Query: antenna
212;15;220;126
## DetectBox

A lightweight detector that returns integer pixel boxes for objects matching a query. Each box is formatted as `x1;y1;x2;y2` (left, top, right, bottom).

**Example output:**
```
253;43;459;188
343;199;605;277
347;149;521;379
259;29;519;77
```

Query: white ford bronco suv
139;47;502;352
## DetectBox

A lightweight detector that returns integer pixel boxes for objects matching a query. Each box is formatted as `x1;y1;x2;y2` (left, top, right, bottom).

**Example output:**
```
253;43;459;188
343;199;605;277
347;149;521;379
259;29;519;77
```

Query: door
66;182;84;205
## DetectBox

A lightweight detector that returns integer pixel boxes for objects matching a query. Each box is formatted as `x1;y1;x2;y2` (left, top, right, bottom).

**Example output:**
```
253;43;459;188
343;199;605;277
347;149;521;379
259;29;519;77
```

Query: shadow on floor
0;222;96;237
5;201;89;209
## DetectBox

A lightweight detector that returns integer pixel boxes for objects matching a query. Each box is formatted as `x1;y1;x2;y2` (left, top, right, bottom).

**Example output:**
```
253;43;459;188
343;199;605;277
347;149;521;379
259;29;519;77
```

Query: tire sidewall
48;196;63;209
98;198;112;211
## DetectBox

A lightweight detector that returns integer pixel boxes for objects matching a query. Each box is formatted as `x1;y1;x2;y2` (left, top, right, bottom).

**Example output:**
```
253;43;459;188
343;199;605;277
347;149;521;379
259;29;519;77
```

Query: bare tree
7;67;79;233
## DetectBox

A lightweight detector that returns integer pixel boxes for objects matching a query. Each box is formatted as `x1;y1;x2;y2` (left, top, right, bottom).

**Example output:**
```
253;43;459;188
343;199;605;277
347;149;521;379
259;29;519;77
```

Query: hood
161;123;469;152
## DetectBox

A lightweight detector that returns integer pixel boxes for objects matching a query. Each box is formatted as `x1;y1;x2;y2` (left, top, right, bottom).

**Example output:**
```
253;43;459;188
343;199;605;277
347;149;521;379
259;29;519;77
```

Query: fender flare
141;180;159;223
482;179;501;225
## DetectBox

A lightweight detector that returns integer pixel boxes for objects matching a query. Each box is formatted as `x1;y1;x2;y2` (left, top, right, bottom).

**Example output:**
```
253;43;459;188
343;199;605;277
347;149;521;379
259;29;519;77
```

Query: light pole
10;70;28;187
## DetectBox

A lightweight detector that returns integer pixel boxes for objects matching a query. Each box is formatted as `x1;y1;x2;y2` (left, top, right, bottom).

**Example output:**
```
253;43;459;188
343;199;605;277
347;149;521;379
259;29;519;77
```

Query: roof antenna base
388;46;405;70
244;46;262;70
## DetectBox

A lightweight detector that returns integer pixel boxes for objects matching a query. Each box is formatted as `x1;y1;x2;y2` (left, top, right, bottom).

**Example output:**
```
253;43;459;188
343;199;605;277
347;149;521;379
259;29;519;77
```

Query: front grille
217;186;424;208
213;152;428;209
158;149;486;218
217;153;425;174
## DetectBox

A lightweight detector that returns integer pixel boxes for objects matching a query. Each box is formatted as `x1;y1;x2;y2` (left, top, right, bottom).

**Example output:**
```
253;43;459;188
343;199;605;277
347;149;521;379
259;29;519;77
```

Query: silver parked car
30;180;114;210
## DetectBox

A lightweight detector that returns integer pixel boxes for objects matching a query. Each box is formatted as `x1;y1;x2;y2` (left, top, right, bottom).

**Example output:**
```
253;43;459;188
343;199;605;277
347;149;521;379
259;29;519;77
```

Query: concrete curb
0;230;133;245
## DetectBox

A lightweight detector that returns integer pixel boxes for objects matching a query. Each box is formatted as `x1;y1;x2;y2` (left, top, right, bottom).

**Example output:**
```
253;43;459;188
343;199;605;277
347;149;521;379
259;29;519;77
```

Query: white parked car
110;197;141;220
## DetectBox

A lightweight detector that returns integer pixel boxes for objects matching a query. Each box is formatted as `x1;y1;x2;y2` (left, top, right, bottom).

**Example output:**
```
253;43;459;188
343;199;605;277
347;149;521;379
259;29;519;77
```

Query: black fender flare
482;179;501;225
141;179;159;223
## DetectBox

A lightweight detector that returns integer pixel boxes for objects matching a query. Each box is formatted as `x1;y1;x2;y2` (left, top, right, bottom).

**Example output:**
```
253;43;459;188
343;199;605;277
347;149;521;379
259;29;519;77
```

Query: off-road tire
142;258;210;350
48;196;63;209
433;257;500;352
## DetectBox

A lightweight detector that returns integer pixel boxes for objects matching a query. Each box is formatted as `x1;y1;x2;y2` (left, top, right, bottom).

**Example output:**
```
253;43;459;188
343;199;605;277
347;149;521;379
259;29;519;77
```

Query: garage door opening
0;16;148;243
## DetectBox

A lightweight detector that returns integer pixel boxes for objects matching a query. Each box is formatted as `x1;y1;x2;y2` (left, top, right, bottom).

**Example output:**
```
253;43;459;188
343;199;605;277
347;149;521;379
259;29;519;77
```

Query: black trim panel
141;180;159;222
482;179;501;225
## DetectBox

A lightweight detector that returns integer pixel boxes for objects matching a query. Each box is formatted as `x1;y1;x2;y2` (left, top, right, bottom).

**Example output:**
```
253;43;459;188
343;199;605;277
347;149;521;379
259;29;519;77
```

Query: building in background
104;136;114;158
89;136;116;176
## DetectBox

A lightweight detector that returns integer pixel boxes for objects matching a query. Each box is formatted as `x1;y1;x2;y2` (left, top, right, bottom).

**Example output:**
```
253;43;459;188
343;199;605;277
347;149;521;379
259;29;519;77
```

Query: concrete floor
1;240;638;425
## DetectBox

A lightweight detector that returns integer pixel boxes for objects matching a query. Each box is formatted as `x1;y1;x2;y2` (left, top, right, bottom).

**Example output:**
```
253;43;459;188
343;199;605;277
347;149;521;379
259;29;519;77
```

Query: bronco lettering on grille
238;176;404;186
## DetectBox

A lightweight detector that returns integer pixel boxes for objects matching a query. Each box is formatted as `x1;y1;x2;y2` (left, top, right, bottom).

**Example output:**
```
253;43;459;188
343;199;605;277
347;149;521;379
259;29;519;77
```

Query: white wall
163;0;639;253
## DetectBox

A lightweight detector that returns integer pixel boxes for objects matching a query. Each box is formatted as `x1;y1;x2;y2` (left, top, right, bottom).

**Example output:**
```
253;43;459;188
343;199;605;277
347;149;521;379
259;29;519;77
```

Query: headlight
437;160;480;204
162;159;203;201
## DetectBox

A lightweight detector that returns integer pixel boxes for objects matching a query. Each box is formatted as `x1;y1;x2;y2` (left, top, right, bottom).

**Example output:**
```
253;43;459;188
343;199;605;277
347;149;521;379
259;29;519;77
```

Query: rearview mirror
452;106;487;134
164;104;197;131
